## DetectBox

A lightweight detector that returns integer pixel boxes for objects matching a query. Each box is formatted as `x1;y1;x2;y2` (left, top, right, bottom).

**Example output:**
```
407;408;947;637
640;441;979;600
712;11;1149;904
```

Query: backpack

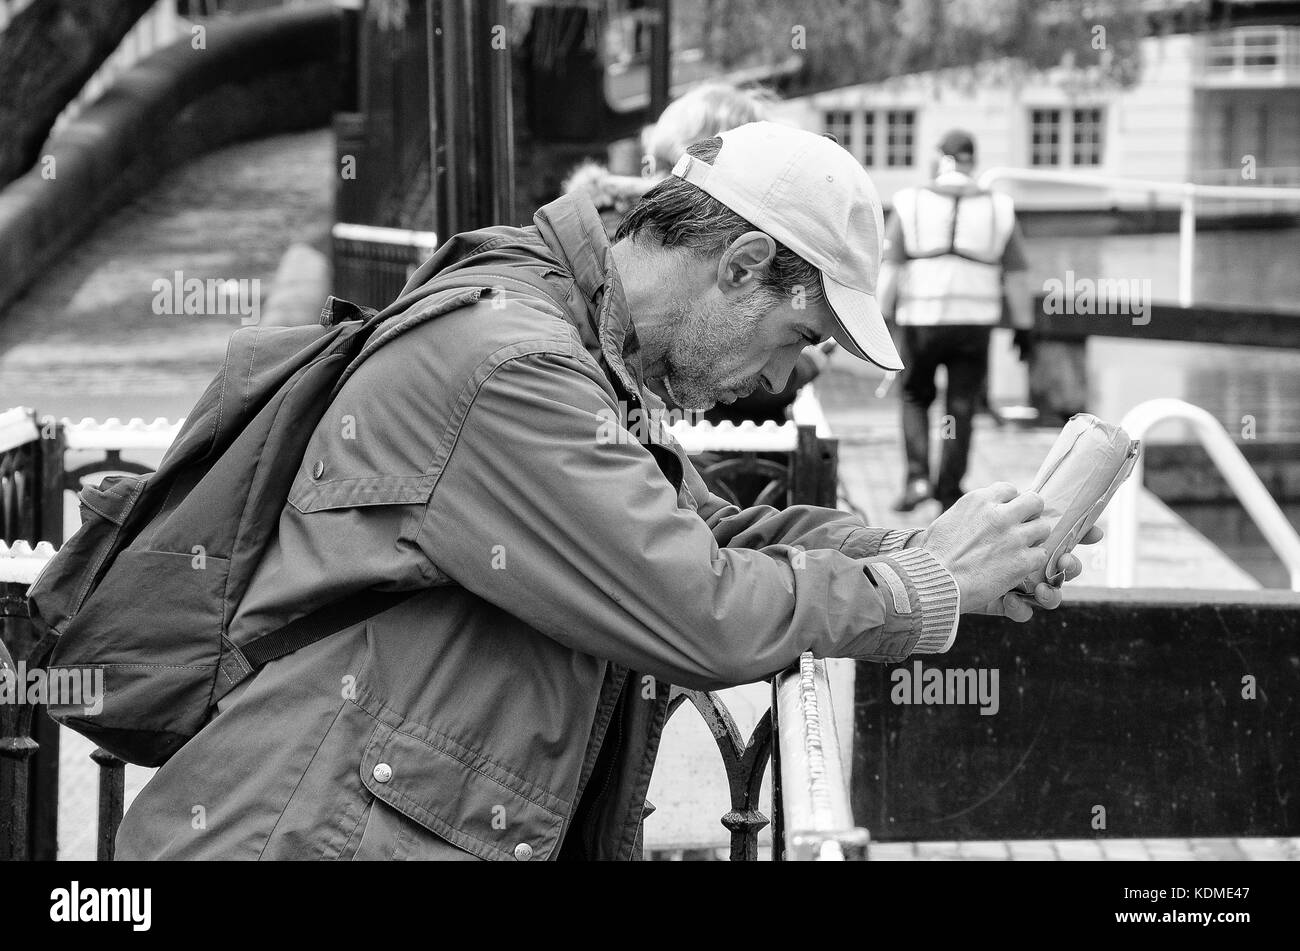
25;267;569;767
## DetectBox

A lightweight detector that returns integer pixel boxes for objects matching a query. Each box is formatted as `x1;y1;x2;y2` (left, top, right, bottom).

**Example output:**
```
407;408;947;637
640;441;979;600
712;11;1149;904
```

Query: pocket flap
359;716;566;862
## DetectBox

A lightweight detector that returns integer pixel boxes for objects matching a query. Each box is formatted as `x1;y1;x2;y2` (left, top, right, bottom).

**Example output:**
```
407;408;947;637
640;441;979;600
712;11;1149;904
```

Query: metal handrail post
1106;398;1300;590
977;168;1300;312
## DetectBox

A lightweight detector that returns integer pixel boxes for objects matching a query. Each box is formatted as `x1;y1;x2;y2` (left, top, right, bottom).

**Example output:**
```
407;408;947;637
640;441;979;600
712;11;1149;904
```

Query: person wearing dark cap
879;130;1033;513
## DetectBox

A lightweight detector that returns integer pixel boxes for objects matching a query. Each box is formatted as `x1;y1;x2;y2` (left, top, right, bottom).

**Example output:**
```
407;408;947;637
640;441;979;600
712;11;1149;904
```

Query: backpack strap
226;589;416;690
226;266;579;688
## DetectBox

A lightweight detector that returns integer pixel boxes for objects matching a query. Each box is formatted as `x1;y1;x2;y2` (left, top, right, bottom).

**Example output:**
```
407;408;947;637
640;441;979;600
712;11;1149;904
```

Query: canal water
1024;225;1300;588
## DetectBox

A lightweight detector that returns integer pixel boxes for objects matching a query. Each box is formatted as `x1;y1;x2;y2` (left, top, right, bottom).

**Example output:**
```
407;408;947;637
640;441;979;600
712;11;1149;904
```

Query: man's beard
660;285;782;411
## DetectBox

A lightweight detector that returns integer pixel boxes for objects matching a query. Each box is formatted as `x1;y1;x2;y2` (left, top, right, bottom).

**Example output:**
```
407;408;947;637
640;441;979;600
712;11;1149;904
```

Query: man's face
658;281;836;411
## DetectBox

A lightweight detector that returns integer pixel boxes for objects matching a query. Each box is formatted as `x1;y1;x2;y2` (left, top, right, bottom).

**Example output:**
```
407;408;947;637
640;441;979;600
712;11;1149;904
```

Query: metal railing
1;399;861;861
330;224;440;314
978;167;1300;307
771;653;869;860
1106;398;1300;591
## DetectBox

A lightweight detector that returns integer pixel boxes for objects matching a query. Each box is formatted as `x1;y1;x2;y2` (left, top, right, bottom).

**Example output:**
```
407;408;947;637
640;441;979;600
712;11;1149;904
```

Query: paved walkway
0;128;333;424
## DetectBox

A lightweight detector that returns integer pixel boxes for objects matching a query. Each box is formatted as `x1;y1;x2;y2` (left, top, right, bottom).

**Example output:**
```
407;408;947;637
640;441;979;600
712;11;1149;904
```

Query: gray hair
615;137;825;305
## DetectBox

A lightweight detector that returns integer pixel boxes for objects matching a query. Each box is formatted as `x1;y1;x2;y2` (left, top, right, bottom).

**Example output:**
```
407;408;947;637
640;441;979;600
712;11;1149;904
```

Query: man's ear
717;231;777;297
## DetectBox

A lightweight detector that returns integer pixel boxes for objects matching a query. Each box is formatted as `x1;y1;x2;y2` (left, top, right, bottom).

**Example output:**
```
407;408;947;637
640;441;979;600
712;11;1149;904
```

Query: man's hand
917;483;1049;609
972;525;1103;621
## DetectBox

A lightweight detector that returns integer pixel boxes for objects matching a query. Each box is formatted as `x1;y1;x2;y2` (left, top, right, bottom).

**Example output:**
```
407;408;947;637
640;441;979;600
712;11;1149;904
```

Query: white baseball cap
671;121;903;371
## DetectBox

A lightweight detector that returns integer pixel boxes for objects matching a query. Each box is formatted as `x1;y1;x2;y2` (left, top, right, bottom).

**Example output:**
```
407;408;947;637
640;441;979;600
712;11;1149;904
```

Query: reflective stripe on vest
893;185;1016;326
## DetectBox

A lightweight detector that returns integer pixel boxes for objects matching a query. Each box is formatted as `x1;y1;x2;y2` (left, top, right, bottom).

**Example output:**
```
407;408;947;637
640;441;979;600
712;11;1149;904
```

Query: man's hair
615;137;825;304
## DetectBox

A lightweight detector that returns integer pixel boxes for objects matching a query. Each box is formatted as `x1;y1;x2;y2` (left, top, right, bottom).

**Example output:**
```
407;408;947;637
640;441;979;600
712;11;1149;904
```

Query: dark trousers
897;324;992;507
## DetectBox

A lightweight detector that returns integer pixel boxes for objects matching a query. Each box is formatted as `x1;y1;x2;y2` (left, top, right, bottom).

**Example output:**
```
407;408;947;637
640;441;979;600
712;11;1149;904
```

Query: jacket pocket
345;795;482;861
358;710;567;862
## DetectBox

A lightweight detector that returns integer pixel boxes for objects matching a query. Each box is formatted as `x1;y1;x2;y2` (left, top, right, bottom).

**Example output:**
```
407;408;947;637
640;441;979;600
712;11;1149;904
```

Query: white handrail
0;540;56;586
332;223;440;251
773;652;869;860
0;406;38;456
977;167;1300;308
1106;398;1300;591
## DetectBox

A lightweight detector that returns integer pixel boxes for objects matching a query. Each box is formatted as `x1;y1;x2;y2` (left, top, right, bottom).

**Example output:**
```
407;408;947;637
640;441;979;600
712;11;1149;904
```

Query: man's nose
761;350;800;393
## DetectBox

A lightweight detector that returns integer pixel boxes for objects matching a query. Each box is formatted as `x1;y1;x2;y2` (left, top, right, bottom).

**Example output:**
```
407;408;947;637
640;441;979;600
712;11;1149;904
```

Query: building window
821;109;909;168
1030;109;1062;166
885;110;915;167
824;110;854;156
1071;108;1103;166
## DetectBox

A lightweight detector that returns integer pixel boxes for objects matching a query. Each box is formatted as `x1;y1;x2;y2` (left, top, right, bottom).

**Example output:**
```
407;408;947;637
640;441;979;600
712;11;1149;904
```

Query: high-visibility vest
892;179;1017;326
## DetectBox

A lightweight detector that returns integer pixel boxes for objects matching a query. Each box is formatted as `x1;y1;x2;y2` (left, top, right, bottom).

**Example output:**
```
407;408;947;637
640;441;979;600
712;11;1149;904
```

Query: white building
768;24;1300;214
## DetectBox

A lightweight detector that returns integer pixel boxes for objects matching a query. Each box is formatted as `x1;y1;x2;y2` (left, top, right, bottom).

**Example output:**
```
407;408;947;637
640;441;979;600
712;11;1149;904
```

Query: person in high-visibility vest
879;130;1034;513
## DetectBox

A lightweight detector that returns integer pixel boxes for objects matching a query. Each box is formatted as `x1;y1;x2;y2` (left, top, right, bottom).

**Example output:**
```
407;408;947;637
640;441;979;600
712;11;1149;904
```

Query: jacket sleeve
414;346;958;691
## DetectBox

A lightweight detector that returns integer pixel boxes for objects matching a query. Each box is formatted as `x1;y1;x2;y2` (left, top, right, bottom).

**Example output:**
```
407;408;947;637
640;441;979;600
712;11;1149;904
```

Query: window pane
1030;108;1061;167
1071;107;1103;166
886;110;915;167
824;110;854;156
862;111;875;167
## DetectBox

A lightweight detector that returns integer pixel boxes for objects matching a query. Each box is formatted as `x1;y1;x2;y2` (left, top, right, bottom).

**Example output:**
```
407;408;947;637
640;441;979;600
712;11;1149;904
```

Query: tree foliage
675;0;1162;95
0;0;158;187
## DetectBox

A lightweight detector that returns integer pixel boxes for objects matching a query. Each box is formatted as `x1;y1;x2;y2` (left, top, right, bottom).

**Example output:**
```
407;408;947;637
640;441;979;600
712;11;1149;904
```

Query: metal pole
1179;183;1195;308
648;0;671;119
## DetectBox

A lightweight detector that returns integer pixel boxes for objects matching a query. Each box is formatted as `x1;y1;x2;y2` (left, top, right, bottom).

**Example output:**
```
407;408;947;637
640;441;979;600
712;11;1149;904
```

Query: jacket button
312;459;325;479
513;842;533;861
372;762;392;783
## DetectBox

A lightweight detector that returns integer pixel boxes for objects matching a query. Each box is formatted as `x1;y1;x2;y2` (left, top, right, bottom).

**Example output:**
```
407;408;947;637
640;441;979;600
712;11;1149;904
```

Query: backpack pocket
48;548;232;766
27;475;146;633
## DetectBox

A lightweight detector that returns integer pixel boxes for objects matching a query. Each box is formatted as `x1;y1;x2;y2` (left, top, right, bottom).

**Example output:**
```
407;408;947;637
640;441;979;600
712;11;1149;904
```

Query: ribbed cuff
876;528;924;554
887;546;960;653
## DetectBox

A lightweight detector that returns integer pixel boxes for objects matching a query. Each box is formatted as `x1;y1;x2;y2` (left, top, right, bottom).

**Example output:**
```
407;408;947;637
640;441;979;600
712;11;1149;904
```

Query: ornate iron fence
0;399;866;861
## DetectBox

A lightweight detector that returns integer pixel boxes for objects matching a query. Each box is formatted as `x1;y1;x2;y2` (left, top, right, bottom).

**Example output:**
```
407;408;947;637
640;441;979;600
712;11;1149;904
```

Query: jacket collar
533;195;647;401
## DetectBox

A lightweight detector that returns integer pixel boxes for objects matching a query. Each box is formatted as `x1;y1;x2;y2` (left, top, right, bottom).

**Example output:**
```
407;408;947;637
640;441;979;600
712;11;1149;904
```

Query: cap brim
822;274;904;372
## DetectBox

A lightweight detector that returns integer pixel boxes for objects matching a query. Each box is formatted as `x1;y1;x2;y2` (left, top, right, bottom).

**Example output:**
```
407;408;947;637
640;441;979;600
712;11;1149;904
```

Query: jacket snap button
513;842;533;861
312;459;325;479
372;762;392;783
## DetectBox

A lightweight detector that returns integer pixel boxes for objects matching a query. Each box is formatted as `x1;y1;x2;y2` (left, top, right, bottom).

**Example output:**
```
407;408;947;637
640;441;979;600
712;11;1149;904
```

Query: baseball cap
938;129;976;160
670;121;902;371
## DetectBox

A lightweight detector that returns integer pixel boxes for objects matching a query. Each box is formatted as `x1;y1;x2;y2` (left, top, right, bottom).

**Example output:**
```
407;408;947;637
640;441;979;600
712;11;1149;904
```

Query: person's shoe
892;478;933;512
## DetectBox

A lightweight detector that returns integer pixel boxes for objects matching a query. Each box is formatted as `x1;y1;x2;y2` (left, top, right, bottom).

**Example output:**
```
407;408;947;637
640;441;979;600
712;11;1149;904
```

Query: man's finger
1056;552;1083;583
999;490;1044;523
1032;582;1063;610
1079;525;1104;545
1002;593;1034;622
1019;515;1051;547
985;481;1019;503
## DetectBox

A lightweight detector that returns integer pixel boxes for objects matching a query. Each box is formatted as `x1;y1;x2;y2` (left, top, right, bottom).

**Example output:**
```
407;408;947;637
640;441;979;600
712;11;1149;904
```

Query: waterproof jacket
115;195;960;861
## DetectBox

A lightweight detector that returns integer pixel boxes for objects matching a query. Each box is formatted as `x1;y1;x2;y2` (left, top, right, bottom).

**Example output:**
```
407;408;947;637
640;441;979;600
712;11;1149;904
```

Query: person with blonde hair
641;81;779;175
562;82;778;238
